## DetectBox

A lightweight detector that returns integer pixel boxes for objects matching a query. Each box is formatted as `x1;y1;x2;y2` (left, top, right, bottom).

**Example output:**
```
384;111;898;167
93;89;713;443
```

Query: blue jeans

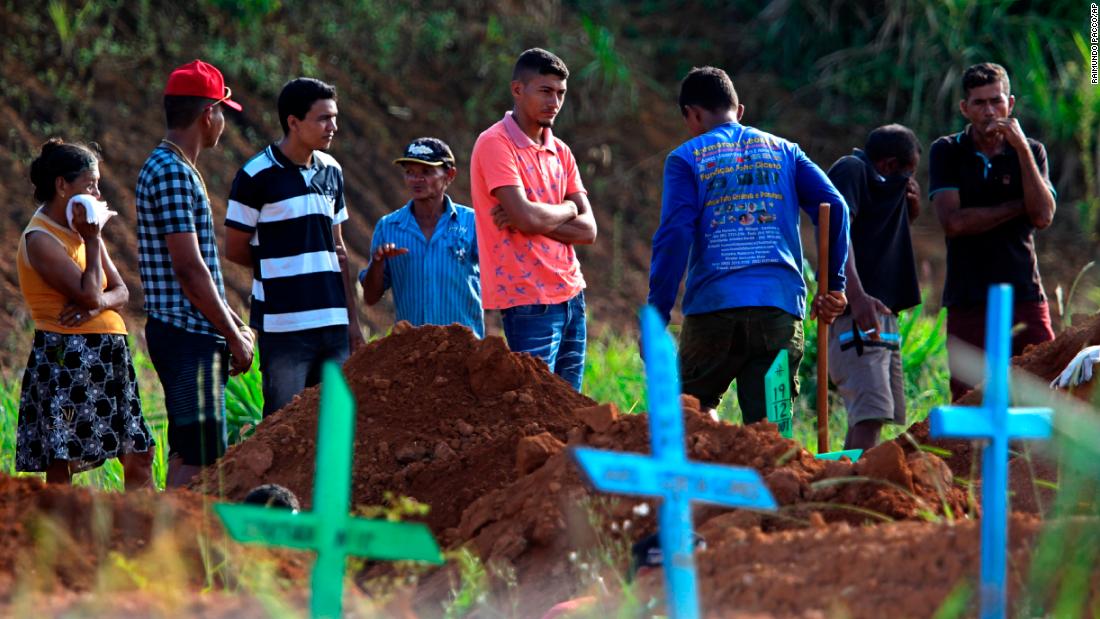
259;325;349;416
501;291;586;391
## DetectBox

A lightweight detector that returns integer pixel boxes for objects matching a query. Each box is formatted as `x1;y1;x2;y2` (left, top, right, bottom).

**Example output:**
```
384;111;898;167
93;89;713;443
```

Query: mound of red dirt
413;399;969;615
0;474;308;602
192;322;596;533
195;324;973;614
197;324;965;531
695;513;1049;618
889;313;1100;516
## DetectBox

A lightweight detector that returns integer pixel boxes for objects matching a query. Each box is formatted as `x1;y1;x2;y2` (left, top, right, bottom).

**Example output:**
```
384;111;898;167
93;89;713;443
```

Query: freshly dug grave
485;514;1074;619
0;474;309;604
694;513;1081;618
194;323;974;615
409;401;969;617
889;312;1100;515
192;322;597;533
196;324;966;536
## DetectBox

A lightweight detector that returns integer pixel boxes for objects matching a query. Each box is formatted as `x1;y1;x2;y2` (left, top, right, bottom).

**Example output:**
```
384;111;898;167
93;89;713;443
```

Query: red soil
889;312;1100;517
192;324;976;615
0;474;308;603
9;318;1100;616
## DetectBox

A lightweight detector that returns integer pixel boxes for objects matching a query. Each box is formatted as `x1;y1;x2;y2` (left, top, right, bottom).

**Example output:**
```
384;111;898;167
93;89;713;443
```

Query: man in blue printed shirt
360;138;483;337
648;66;850;424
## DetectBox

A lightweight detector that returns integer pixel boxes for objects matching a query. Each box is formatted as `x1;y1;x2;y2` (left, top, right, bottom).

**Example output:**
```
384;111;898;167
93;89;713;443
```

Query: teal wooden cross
216;362;443;619
764;349;862;462
572;306;778;619
764;349;793;438
929;284;1052;619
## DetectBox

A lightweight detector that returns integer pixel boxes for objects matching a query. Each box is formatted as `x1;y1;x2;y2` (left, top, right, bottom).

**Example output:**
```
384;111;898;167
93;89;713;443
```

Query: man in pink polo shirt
470;48;597;391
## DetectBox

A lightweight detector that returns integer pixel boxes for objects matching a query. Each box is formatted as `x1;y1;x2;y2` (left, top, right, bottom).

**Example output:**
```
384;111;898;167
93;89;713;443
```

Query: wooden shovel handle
817;202;830;453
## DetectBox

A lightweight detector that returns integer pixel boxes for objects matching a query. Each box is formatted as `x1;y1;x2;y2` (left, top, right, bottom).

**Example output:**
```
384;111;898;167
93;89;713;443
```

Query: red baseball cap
164;59;242;111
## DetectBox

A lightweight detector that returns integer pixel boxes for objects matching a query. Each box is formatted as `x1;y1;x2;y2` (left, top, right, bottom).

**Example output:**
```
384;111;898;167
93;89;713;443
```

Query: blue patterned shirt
649;122;849;323
135;144;227;337
363;196;483;337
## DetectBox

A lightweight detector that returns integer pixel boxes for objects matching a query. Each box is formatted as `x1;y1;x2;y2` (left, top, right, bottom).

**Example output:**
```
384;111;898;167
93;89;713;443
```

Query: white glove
66;194;116;232
1050;345;1100;389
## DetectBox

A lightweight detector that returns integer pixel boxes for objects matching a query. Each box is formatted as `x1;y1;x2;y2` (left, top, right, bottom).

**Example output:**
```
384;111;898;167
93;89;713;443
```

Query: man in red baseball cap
164;59;243;111
135;59;252;487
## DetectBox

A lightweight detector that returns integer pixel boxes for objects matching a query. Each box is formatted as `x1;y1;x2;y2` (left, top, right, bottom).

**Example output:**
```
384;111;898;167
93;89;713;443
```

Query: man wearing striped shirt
224;77;364;416
360;138;483;337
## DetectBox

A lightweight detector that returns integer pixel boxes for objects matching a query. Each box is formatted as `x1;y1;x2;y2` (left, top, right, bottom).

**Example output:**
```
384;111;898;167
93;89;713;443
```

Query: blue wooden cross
929;284;1052;619
572;306;778;619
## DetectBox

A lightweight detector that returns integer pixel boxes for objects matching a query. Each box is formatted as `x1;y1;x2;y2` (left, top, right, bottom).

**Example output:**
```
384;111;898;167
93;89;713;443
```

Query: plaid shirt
136;144;226;337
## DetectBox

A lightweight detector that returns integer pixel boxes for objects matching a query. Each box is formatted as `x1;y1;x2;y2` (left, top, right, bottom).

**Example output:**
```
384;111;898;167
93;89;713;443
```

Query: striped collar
268;143;325;170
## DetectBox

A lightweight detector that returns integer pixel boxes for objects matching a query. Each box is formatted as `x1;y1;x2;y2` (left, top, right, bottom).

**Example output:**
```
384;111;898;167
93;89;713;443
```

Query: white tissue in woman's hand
66;194;116;231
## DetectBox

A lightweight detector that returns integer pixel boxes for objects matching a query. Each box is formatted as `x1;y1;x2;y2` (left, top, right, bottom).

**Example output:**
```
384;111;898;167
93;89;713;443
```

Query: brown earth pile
195;323;972;615
888;312;1100;515
695;513;1053;618
196;324;966;532
191;322;596;533
0;474;308;603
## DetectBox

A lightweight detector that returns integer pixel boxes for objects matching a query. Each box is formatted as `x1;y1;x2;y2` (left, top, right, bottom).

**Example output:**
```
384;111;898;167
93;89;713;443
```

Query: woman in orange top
16;139;154;488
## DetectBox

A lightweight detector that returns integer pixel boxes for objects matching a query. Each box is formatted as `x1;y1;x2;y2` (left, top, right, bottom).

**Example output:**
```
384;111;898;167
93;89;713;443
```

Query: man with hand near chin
224;77;364;417
929;62;1057;401
470;48;596;392
826;125;922;450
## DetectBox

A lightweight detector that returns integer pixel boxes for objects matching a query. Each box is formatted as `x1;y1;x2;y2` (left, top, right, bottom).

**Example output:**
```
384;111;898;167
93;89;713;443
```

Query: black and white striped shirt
226;144;349;333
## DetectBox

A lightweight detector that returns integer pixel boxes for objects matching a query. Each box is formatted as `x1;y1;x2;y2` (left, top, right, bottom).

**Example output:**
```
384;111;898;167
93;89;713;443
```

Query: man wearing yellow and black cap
360;137;484;337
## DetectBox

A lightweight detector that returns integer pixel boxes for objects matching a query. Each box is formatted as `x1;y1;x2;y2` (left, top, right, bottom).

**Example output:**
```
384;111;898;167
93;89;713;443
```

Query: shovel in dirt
812;203;863;462
817;202;831;454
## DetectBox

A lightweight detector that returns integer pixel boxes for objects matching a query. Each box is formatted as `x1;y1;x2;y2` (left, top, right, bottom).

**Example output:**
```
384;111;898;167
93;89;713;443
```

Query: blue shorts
145;317;228;467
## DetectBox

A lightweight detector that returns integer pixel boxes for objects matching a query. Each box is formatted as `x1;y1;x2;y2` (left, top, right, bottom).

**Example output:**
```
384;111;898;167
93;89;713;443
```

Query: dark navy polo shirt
928;126;1056;307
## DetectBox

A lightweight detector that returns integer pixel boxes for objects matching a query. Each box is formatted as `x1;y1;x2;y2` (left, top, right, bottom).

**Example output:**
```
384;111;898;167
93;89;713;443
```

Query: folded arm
25;233;126;312
933;190;1024;239
544;191;597;245
490;185;578;235
1015;143;1056;230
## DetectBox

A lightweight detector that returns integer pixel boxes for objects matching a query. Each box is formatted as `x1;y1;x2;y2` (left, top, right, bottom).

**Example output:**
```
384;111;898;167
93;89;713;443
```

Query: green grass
582;286;949;454
0;334;263;492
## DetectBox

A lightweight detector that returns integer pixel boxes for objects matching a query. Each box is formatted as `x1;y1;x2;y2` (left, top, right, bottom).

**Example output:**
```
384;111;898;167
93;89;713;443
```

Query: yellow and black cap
393;137;455;167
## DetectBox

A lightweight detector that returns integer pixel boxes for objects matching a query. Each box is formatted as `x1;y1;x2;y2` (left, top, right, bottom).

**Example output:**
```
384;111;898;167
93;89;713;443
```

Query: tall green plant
225;352;263;444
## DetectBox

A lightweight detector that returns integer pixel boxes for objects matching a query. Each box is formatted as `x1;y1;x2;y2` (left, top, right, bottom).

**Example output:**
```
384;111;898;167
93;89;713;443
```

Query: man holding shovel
827;125;922;450
929;62;1056;401
648;66;849;424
